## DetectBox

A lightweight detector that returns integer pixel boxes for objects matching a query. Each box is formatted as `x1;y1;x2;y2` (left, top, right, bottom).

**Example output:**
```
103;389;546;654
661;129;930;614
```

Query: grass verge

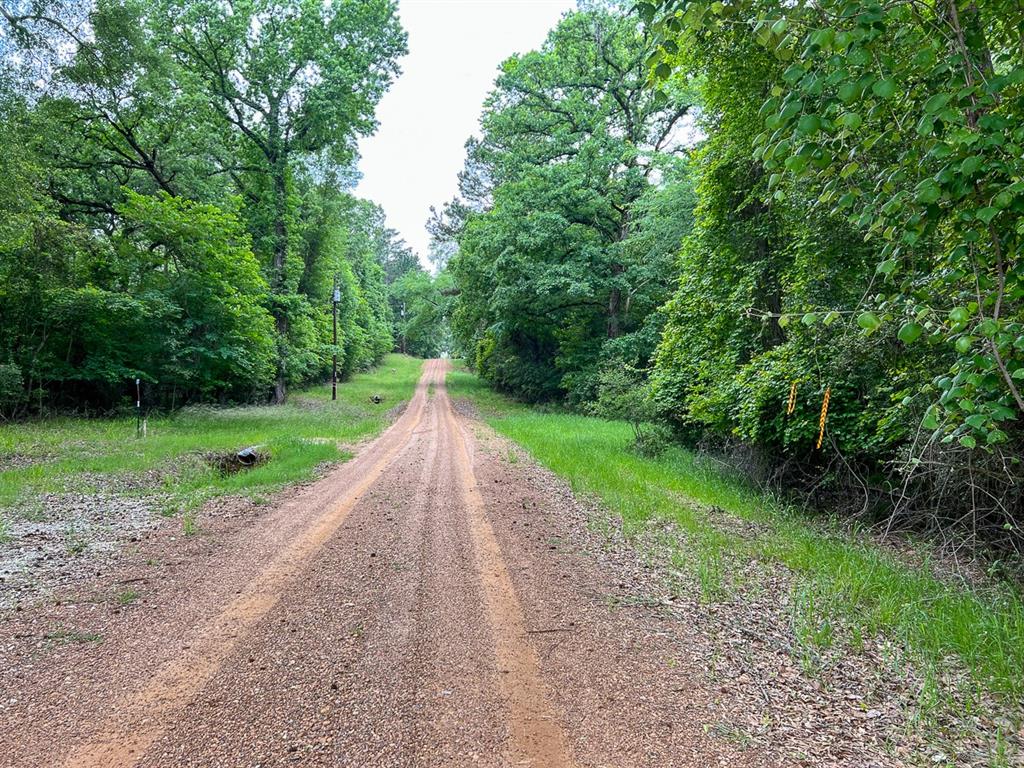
447;367;1024;707
0;354;423;516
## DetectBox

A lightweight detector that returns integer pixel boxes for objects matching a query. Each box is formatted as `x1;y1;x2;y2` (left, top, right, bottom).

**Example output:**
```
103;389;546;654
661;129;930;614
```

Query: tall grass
0;354;424;512
447;368;1024;701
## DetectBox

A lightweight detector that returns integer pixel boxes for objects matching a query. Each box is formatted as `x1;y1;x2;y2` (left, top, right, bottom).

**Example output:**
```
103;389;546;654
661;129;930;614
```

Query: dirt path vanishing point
0;360;770;767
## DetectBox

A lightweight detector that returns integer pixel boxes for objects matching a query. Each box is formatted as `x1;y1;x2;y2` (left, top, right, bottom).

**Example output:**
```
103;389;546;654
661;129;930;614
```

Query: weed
696;549;724;603
182;511;198;537
158;499;179;518
993;726;1012;768
791;583;835;651
586;512;616;540
447;367;1024;703
65;527;87;556
913;663;942;729
14;497;47;522
789;582;837;677
850;622;865;654
116;588;139;606
706;722;754;749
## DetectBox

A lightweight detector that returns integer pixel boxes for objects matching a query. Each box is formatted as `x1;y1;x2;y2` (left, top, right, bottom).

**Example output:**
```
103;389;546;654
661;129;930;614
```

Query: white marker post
332;283;341;401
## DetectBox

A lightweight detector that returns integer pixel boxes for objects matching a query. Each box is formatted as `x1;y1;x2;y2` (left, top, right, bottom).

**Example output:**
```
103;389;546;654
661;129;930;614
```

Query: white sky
355;0;576;263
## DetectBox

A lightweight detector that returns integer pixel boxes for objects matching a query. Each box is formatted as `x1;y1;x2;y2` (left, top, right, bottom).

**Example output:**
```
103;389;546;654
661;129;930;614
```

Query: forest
439;0;1024;558
2;0;1022;552
0;0;447;413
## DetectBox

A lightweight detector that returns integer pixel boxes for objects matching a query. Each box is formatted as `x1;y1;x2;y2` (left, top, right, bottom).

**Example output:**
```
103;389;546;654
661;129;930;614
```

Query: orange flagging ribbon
816;386;831;450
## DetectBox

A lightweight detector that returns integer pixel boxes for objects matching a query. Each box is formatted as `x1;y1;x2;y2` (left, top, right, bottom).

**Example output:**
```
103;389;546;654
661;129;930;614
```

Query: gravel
0;491;162;611
0;361;762;767
466;426;1023;767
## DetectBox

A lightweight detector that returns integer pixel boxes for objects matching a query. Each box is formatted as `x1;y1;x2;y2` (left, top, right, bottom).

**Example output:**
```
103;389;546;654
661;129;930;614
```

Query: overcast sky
354;0;575;263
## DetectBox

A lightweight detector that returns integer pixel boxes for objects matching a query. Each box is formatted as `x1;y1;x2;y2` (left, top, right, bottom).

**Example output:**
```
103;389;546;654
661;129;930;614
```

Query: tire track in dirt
406;387;511;765
122;360;572;767
131;369;452;766
3;358;771;767
56;359;573;768
61;360;442;768
439;372;576;768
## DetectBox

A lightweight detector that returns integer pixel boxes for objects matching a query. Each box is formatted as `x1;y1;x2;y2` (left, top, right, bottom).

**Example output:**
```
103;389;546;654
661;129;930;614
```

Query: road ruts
1;359;770;768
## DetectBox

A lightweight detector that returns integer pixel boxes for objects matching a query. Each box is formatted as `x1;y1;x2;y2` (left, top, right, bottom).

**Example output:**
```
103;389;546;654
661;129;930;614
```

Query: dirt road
0;360;763;767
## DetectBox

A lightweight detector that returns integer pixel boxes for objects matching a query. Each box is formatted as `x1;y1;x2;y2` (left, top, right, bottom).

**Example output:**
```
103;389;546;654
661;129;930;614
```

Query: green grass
0;354;423;515
448;367;1024;703
115;588;139;606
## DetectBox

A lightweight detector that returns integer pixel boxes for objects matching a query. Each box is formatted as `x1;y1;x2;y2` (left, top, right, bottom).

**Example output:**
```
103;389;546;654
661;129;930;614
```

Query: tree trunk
743;163;785;350
758;239;785;349
270;139;290;404
607;211;630;339
607;283;622;338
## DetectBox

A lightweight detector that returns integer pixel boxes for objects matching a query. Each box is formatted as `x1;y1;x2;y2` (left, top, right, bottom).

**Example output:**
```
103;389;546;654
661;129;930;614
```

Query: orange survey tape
816;386;831;450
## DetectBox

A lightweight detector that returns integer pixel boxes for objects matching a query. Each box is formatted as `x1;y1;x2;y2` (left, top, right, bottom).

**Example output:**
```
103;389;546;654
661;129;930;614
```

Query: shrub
0;363;25;417
590;362;667;456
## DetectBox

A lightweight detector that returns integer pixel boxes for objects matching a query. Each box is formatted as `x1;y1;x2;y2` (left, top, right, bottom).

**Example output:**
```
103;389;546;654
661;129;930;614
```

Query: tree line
0;0;447;415
441;2;1023;553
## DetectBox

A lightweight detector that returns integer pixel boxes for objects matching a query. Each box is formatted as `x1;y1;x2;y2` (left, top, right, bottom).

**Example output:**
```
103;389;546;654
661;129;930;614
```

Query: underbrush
447;367;1024;762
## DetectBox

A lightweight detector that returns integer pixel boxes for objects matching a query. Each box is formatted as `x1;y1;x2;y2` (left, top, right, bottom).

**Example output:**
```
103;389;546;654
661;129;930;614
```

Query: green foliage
377;216;453;361
0;354;423;512
443;1;1024;547
388;267;450;358
117;192;278;399
0;0;406;411
648;22;901;462
635;0;1024;548
159;0;406;400
589;362;666;455
300;193;396;379
0;364;24;417
447;7;696;403
646;0;1024;448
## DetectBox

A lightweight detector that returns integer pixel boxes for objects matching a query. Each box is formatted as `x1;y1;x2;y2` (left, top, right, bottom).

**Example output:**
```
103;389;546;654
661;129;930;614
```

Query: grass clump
64;528;88;556
447;366;1024;704
115;588;139;606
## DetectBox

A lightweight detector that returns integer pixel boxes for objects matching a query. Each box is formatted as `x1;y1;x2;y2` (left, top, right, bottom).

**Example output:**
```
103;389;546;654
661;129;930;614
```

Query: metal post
332;280;340;401
135;378;141;438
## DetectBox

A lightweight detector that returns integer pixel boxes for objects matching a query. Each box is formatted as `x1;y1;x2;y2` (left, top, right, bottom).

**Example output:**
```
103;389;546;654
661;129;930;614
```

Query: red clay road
0;360;767;767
